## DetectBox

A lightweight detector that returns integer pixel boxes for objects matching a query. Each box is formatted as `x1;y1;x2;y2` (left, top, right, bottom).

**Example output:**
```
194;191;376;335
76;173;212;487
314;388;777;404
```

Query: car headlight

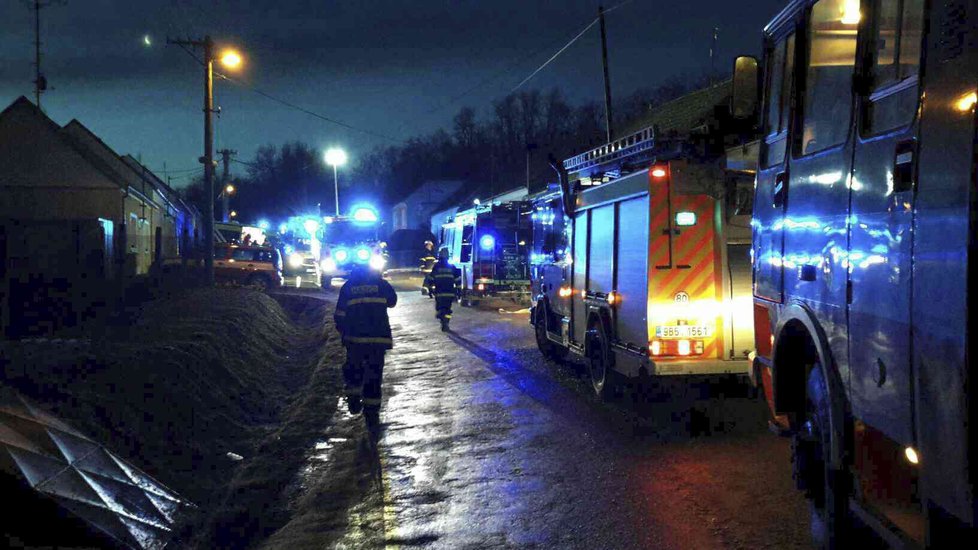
333;248;349;263
288;253;303;268
321;258;337;272
369;255;386;271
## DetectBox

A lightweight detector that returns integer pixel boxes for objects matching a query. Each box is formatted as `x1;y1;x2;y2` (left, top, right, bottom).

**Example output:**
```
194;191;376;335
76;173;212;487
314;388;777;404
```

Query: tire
793;364;848;549
246;274;269;290
586;319;615;401
534;307;568;361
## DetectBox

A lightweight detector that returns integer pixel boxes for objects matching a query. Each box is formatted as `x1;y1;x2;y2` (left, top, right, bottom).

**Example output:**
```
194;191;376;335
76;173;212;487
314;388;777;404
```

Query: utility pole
31;0;55;109
598;5;614;143
168;35;216;285
710;26;720;86
218;148;236;222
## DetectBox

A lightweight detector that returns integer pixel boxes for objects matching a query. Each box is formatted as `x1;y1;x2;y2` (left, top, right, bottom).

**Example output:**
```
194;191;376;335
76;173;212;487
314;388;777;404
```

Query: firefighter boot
347;395;363;415
440;317;450;332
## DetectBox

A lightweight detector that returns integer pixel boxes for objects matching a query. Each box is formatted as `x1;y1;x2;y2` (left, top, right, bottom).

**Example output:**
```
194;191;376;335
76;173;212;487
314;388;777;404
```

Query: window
231;248;257;261
460;225;474;263
800;0;858;155
864;0;924;133
256;249;278;264
762;33;796;167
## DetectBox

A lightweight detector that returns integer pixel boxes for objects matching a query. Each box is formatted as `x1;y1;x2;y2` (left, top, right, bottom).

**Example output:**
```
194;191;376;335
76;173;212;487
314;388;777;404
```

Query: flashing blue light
355;246;371;262
284;244;295;255
333;248;349;263
351;206;378;223
303;219;320;236
479;234;496;251
257;219;270;230
279;223;288;234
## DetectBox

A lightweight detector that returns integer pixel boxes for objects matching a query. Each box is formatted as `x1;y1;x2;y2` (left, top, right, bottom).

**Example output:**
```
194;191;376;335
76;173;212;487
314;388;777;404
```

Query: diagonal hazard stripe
654;229;715;292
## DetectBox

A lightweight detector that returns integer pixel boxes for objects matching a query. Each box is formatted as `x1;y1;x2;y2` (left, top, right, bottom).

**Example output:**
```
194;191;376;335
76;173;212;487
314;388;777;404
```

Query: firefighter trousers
343;344;386;411
435;297;454;320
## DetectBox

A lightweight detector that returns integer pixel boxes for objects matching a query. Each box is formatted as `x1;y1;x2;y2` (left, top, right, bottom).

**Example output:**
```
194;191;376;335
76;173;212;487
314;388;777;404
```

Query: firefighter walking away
424;247;461;331
333;263;397;429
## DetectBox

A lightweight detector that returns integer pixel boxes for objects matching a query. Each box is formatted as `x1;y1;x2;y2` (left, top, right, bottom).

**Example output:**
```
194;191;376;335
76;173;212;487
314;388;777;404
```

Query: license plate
655;325;711;338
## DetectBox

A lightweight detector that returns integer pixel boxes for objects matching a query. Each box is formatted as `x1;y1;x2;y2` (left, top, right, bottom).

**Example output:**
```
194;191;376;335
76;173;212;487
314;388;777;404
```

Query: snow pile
0;288;306;505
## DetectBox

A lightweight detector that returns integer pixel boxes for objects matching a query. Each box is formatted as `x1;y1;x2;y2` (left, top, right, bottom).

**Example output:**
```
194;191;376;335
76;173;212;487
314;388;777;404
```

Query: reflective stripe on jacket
334;270;398;349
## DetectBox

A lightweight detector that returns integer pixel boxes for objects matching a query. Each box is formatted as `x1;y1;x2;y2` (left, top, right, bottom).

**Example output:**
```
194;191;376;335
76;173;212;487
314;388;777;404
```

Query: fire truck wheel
535;308;568;361
586;320;615;401
793;364;848;549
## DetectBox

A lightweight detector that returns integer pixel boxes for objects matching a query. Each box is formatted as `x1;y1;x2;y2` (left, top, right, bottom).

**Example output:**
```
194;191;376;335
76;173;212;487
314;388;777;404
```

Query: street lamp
167;36;244;285
324;148;347;216
220;184;236;222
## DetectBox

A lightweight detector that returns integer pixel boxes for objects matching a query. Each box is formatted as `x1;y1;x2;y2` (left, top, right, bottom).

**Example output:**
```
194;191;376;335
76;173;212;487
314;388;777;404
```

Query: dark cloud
0;0;786;180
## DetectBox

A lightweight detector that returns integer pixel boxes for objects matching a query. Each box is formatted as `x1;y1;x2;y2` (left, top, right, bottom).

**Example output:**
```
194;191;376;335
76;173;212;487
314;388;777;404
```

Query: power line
511;0;635;93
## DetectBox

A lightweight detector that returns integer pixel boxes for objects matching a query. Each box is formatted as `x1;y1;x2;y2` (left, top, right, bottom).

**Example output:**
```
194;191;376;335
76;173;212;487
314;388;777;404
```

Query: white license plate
655;325;711;338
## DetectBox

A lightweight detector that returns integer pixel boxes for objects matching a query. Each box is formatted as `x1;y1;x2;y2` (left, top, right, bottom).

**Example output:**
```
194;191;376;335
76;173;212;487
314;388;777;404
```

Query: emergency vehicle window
800;0;858;155
762;33;796;168
230;248;257;262
864;0;924;133
460;225;474;263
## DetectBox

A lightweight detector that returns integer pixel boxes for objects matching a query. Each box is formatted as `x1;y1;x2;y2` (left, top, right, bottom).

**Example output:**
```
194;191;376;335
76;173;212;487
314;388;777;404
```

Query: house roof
618;79;733;138
0;96;62;134
431;183;527;214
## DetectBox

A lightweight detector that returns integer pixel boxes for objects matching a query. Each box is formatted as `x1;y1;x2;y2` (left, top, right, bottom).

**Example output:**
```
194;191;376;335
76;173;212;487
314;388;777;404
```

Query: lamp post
220;184;235;222
167;36;243;285
324;148;347;217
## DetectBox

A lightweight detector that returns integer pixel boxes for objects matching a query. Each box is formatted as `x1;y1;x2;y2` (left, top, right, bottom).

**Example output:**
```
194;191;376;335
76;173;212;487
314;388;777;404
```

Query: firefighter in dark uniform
420;240;437;298
333;263;397;425
425;247;461;331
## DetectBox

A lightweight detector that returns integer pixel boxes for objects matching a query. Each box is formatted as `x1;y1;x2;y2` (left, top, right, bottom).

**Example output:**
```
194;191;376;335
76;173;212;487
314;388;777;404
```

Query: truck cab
752;0;977;545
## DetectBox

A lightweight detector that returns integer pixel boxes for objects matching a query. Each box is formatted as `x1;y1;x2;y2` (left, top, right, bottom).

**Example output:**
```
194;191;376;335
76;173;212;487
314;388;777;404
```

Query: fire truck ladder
563;125;657;176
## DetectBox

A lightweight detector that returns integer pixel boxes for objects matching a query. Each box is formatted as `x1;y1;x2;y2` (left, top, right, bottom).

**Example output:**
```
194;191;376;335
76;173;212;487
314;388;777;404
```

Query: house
0;96;198;337
390;180;464;233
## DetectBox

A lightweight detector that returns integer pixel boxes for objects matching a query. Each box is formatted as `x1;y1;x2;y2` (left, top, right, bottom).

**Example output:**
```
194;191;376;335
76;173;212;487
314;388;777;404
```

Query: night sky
0;0;785;187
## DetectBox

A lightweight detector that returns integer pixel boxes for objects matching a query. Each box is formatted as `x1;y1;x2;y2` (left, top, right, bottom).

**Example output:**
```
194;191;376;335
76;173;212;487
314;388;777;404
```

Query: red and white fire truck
751;0;977;545
530;63;760;399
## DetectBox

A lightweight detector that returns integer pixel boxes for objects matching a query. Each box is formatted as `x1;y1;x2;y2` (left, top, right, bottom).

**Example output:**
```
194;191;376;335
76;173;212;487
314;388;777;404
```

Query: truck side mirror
731;56;760;120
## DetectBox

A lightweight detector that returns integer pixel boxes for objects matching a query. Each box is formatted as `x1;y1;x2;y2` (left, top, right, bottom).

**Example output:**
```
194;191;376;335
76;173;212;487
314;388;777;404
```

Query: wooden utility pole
599;5;614;143
218;149;237;222
167;36;216;285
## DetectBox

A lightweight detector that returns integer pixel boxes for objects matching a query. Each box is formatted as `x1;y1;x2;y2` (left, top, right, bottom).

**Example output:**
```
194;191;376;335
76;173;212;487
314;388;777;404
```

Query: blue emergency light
355;246;371;262
480;234;496;251
333;248;349;263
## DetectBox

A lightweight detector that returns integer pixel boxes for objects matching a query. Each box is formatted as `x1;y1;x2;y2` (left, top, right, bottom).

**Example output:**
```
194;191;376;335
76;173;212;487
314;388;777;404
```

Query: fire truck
530;61;761;399
439;199;532;304
751;0;977;546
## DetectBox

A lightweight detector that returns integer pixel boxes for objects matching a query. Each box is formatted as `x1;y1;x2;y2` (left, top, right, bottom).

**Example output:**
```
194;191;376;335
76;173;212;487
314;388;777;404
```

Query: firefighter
333;263;398;427
427;247;461;331
420;240;437;298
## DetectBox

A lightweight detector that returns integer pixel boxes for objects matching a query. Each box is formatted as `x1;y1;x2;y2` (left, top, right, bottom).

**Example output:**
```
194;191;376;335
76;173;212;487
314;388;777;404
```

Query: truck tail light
649;339;705;358
558;286;573;298
678;340;691;356
477;283;486;291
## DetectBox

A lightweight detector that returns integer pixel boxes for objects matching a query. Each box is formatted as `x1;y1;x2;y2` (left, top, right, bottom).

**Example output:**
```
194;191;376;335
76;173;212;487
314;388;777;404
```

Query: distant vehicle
213;244;283;290
530;59;760;399
318;207;387;288
752;0;977;546
277;217;323;288
438;201;532;305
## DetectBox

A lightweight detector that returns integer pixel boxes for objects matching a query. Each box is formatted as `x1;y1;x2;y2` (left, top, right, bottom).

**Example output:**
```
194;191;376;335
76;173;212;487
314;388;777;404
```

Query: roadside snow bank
0;288;307;505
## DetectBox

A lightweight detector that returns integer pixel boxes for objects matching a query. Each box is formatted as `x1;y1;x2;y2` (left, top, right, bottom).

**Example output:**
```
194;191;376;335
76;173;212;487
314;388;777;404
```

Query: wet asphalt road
321;280;811;549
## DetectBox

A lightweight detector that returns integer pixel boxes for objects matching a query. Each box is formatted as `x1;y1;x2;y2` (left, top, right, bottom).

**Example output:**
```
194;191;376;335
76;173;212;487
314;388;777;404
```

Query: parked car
214;244;284;290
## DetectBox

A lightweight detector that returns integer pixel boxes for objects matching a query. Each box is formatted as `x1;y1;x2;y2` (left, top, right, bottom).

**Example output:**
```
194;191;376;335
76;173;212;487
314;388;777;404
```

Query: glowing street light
167;35;246;285
225;184;235;194
324;148;347;216
230;210;238;218
220;49;242;69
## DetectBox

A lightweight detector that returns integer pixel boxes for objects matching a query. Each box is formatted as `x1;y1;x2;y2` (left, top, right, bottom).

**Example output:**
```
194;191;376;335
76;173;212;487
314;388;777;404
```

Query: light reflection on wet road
337;285;809;549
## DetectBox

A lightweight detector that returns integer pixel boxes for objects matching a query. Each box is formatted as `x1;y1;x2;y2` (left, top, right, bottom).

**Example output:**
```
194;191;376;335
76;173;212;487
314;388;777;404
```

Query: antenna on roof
31;0;65;111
